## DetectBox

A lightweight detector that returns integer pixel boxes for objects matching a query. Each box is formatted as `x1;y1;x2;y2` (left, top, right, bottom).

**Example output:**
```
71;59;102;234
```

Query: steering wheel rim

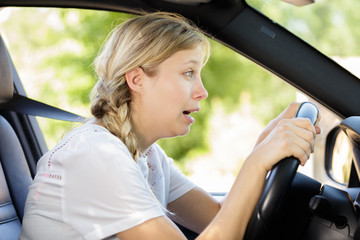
244;102;319;239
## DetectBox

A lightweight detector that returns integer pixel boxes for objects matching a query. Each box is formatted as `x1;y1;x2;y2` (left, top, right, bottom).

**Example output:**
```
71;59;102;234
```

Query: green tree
247;0;360;57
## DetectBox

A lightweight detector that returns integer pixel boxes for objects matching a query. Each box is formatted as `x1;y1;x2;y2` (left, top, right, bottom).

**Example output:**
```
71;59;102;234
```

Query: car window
0;8;130;147
0;6;339;192
246;0;360;79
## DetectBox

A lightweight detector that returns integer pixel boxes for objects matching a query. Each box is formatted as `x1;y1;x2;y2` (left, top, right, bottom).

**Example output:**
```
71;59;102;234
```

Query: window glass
0;7;338;192
0;8;130;147
246;0;360;79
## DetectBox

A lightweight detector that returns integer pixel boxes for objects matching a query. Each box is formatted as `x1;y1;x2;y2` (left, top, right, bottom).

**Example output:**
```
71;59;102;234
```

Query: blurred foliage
247;0;360;56
1;8;133;147
7;2;356;164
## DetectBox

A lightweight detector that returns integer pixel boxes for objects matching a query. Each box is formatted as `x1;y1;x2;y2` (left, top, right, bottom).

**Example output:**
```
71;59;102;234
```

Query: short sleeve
167;157;196;203
61;130;165;239
151;144;196;204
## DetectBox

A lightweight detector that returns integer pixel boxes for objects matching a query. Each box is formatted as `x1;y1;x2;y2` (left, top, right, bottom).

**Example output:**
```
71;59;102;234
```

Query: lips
182;108;199;124
183;108;199;115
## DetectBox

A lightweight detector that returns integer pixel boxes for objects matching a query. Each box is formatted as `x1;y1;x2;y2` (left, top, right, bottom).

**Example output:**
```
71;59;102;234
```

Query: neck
131;101;159;153
133;127;157;153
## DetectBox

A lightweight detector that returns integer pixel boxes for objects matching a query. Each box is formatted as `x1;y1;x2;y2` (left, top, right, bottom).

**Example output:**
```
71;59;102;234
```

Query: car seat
0;35;33;240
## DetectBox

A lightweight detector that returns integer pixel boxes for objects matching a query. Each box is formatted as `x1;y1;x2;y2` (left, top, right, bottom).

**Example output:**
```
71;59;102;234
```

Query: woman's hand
251;102;321;172
255;102;321;147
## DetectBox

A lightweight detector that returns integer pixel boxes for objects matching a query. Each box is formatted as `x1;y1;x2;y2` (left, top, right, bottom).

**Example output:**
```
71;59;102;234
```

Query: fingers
254;102;302;147
278;118;316;139
252;102;321;171
280;102;322;130
314;113;322;134
286;134;313;166
291;118;317;140
277;102;301;120
276;118;316;165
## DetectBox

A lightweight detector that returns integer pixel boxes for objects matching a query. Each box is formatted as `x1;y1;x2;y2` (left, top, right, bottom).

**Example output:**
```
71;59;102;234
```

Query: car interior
0;34;33;239
1;0;360;239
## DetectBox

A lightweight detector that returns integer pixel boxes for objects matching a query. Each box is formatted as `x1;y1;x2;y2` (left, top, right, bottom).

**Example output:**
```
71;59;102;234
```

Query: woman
20;12;320;240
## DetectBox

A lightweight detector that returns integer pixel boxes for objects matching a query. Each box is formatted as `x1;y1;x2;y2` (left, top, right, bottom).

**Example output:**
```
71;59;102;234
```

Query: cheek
148;76;190;111
159;80;188;102
168;88;188;107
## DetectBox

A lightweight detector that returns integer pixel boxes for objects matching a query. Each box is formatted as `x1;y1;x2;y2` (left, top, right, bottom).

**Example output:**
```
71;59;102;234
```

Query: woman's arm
198;156;268;239
167;187;221;233
116;216;187;240
198;113;318;239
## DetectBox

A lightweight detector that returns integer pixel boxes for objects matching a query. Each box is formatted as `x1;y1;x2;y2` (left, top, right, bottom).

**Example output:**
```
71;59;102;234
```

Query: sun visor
0;35;14;104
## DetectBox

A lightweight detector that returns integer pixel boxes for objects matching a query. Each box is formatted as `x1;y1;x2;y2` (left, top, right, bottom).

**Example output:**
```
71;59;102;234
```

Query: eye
185;70;194;79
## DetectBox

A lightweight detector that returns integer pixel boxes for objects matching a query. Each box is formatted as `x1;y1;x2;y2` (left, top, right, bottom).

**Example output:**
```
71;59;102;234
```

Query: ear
125;67;145;93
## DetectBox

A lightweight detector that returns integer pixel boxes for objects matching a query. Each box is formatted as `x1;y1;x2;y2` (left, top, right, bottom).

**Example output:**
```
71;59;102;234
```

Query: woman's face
133;45;208;144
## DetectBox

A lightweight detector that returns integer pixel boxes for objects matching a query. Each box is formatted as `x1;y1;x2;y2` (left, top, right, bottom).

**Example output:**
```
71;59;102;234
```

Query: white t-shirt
20;123;196;240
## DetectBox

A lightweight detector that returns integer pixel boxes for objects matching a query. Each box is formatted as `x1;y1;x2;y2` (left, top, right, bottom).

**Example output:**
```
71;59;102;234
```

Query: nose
193;77;208;101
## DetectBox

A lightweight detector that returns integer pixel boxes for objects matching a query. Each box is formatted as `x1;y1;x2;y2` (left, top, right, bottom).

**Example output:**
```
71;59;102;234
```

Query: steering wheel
244;102;319;239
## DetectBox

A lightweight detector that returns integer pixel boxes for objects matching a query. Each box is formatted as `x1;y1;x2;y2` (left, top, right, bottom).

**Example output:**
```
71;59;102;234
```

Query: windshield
246;0;360;78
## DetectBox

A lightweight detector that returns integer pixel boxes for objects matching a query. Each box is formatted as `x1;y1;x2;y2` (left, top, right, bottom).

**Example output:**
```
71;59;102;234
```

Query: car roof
1;0;360;118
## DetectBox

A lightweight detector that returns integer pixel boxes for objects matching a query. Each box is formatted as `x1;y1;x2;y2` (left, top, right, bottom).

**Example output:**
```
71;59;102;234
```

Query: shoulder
66;123;125;147
59;123;129;154
40;123;134;171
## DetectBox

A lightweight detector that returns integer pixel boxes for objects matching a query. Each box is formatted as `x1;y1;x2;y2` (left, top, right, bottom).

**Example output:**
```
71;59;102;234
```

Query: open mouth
183;108;199;115
182;110;196;124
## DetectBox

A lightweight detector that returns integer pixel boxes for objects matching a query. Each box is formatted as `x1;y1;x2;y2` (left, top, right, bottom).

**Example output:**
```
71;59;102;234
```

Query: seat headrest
0;35;14;104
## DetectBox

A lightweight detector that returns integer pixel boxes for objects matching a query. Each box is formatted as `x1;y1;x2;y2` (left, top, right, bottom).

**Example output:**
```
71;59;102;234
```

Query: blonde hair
91;12;211;161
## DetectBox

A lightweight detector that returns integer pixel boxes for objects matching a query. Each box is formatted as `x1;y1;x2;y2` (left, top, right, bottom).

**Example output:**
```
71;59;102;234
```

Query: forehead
163;46;205;67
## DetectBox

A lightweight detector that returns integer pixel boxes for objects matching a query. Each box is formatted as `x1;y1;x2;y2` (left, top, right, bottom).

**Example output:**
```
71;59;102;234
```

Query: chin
179;127;191;136
170;127;191;138
162;124;192;139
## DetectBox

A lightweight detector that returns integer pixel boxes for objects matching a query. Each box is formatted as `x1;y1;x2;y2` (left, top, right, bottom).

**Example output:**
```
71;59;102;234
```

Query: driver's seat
0;35;33;239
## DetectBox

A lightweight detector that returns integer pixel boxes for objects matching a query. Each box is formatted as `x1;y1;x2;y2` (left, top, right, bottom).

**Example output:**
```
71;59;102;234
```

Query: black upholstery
0;35;32;239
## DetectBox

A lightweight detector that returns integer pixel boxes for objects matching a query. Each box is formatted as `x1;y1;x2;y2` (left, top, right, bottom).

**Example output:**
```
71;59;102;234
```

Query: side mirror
325;126;353;185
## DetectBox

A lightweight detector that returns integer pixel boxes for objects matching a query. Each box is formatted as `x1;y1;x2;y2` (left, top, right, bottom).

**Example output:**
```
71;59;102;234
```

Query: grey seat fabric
0;115;32;222
0;35;33;239
0;143;23;240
